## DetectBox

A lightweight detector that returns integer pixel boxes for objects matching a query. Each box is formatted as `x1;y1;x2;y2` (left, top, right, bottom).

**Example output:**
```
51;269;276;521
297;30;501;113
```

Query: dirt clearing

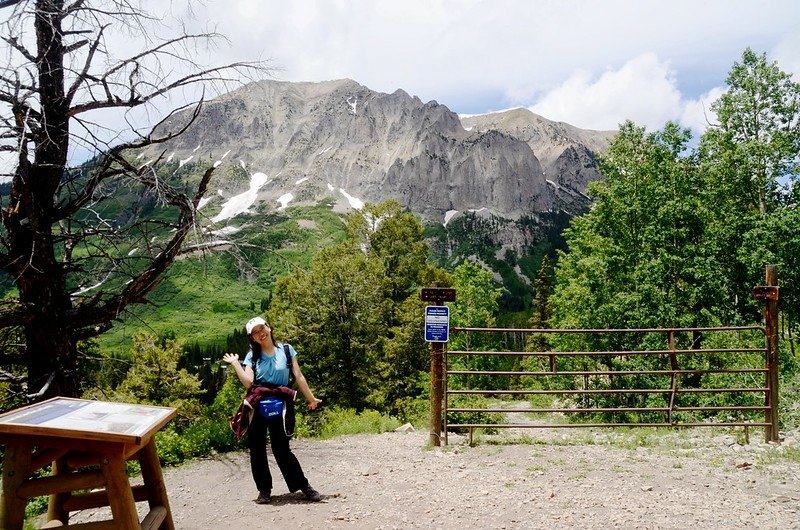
68;428;799;529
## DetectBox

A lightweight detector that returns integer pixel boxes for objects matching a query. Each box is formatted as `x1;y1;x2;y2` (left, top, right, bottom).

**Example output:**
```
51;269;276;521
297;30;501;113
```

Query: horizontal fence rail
443;325;777;445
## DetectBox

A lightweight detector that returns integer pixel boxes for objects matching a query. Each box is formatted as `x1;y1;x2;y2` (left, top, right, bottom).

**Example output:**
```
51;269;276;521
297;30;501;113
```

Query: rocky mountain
145;79;615;225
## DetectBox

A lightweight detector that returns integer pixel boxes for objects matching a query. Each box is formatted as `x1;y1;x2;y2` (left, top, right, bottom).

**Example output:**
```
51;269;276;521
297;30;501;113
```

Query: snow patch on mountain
458;107;523;119
211;172;271;223
211;226;241;236
443;210;460;226
339;188;364;209
277;193;293;210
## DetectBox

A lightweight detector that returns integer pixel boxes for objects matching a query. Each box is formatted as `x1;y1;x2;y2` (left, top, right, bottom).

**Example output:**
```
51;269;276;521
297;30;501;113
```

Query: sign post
421;287;456;446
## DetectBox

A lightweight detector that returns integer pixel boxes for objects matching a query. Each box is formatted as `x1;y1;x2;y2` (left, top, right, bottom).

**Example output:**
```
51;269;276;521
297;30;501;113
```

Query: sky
1;0;799;173
168;0;800;136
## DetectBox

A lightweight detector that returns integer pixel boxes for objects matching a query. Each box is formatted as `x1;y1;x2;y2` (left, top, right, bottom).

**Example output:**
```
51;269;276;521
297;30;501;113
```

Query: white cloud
529;54;683;131
772;29;800;79
196;1;799;114
680;87;727;137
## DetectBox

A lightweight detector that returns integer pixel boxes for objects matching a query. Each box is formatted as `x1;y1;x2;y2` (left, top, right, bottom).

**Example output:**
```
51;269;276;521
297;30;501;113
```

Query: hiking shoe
255;491;271;504
302;485;322;502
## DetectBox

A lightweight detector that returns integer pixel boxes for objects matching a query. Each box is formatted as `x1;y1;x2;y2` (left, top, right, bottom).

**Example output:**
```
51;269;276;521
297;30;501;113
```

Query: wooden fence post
764;265;780;443
430;341;443;446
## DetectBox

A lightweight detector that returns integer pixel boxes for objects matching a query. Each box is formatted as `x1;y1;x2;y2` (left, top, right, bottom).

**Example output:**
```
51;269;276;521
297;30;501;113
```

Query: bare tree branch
70;164;216;333
0;369;26;384
68;60;262;116
1;35;35;63
53;99;205;221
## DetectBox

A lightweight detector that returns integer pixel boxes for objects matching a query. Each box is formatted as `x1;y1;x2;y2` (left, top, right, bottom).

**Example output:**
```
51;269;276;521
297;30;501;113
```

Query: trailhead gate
438;267;780;446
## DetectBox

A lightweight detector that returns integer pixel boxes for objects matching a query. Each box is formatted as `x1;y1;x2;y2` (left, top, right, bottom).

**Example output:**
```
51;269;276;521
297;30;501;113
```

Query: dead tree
0;0;267;399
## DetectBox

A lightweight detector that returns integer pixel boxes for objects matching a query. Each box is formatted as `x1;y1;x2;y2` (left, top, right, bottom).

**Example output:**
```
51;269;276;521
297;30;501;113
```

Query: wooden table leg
138;438;175;530
47;455;71;524
99;450;139;530
1;443;31;530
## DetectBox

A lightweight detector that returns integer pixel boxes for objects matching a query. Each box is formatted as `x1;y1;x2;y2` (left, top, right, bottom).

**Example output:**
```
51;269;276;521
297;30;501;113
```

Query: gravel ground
68;426;800;530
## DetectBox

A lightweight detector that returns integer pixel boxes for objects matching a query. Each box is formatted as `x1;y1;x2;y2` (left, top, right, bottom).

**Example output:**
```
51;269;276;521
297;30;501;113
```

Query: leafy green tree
739;207;800;357
268;200;449;415
449;260;504;389
703;48;800;216
551;121;718;337
357;202;451;411
348;200;432;303
450;261;502;340
103;333;204;426
547;122;709;406
269;243;387;411
700;48;800;326
547;49;800;417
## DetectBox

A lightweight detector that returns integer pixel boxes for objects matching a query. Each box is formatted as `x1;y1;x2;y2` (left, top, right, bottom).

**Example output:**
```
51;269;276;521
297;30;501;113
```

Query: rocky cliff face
149;79;614;224
460;108;616;214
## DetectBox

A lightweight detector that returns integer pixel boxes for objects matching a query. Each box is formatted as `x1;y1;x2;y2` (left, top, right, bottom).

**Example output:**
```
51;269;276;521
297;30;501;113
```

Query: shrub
298;407;400;439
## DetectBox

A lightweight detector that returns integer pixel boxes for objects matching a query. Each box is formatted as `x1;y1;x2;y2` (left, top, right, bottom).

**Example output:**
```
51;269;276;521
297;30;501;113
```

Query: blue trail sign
424;305;450;342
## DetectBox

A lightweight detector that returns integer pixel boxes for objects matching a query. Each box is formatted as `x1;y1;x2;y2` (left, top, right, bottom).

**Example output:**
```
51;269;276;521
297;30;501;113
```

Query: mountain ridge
146;79;615;225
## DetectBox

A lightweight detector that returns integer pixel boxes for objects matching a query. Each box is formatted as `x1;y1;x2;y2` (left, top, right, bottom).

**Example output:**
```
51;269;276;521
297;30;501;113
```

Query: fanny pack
257;397;284;419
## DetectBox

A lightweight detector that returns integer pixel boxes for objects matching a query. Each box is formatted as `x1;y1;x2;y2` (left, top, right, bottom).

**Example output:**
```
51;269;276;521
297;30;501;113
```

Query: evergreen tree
525;256;554;378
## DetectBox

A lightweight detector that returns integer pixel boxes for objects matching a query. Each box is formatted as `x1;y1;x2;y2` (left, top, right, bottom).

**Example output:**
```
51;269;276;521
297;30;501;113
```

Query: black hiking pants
247;412;308;494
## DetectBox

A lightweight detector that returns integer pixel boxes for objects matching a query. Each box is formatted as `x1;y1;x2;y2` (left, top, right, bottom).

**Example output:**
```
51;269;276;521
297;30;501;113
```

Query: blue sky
177;0;799;135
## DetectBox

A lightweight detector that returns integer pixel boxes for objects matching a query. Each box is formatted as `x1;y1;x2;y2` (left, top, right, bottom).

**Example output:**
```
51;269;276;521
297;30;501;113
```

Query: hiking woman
222;316;323;504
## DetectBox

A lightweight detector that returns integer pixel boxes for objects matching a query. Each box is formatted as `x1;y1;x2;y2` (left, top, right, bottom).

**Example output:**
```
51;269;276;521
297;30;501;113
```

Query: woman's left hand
307;398;322;411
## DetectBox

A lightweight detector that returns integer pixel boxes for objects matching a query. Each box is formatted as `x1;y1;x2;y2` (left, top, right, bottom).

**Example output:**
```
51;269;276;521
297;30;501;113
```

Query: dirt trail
67;427;800;529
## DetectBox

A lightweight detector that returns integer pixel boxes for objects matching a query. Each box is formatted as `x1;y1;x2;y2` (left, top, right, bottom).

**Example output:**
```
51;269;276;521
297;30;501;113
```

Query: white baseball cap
245;316;267;335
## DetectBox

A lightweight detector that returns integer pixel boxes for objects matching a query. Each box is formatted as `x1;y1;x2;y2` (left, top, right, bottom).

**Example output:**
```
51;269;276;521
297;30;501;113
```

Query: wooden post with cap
421;287;456;447
753;265;780;443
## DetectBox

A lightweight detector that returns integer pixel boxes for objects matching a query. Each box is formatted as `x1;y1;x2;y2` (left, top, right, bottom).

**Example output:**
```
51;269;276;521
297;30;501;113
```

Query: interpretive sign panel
0;397;175;444
425;305;450;342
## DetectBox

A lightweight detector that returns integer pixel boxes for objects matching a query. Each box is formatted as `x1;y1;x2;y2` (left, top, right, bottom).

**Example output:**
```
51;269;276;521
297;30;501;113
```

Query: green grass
755;445;800;465
95;204;347;357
